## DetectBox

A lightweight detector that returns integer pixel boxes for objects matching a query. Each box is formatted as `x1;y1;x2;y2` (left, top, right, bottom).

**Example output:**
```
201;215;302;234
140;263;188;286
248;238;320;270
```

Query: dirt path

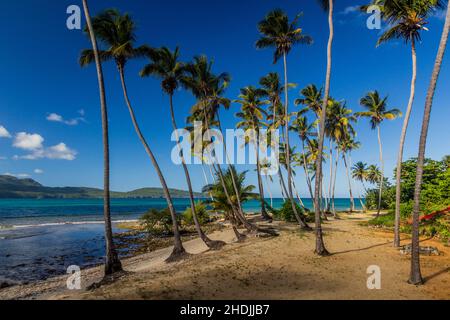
1;213;449;300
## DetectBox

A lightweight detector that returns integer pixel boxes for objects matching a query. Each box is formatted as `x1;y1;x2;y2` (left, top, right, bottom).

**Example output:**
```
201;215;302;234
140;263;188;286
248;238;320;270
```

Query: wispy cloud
34;169;44;174
4;172;30;178
12;132;77;161
0;125;11;138
340;5;361;15
46;110;86;126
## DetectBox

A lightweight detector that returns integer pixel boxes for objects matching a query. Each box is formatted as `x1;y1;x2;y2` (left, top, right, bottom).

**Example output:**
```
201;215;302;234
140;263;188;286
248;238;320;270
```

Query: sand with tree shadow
1;213;449;300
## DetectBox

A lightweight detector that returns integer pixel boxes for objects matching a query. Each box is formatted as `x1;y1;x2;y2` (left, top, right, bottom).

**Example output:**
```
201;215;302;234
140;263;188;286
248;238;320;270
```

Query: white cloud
12;132;77;161
13;132;44;150
0;125;11;138
34;169;44;174
45;143;77;160
46;112;86;126
341;5;361;15
4;172;30;178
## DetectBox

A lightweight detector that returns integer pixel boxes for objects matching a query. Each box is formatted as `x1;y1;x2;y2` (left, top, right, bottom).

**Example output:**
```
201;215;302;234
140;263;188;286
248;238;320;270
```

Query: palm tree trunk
264;176;274;207
283;52;311;230
314;0;333;256
327;140;334;212
331;148;339;216
81;0;122;276
118;67;186;262
377;126;384;217
394;39;417;247
343;153;355;213
409;3;450;285
255;131;272;221
168;94;224;250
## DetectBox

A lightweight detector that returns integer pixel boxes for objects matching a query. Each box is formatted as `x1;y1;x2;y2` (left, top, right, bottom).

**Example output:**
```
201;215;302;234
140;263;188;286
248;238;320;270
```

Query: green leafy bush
140;208;178;235
272;200;308;222
182;201;210;226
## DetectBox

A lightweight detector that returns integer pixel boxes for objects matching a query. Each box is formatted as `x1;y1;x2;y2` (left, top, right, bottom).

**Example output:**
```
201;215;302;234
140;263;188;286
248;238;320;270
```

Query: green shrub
273;200;307;222
140;208;178;235
182;201;210;226
367;213;395;228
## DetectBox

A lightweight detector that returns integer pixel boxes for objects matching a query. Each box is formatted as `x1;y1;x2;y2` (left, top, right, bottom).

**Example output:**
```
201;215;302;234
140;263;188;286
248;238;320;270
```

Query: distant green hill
0;175;204;199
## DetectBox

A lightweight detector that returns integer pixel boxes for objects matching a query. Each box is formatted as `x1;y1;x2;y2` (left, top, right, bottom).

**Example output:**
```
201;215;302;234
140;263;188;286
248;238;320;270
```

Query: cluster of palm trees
80;0;450;287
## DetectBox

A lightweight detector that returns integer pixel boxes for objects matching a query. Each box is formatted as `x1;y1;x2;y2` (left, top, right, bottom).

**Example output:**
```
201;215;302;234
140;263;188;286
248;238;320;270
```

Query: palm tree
409;1;450;286
356;91;402;217
367;0;445;248
235;86;272;221
140;47;224;250
290;114;318;209
339;137;361;212
313;0;334;255
182;56;262;234
325;100;357;213
352;161;368;211
203;166;256;241
80;9;186;261
366;164;382;186
80;0;122;276
256;9;313;231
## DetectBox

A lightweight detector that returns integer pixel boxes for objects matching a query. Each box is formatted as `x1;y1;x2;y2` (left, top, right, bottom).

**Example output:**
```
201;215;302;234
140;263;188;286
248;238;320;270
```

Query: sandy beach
1;212;449;300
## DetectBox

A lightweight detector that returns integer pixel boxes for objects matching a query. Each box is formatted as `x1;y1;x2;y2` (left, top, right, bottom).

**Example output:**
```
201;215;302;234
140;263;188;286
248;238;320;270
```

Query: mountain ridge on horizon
0;175;204;199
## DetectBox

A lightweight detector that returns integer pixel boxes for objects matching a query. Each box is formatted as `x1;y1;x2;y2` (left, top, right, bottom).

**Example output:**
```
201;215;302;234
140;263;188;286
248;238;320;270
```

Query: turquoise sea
0;198;362;284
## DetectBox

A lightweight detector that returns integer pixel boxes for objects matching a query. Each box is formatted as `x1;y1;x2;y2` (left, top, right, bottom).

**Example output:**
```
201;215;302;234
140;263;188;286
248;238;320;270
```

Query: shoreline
1;212;449;300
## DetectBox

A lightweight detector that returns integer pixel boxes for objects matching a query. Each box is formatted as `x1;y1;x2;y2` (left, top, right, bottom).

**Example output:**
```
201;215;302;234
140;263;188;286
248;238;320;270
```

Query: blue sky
0;0;449;198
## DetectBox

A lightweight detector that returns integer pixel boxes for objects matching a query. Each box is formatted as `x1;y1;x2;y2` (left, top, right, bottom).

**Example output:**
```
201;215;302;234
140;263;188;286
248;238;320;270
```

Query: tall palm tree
325;99;356;215
290;114;318;208
366;164;382;186
409;1;450;285
352;161;368;211
313;0;334;255
80;9;186;261
368;0;445;248
140;47;224;250
256;9;313;231
235;86;272;221
80;0;122;276
182;56;262;234
356;91;402;217
339;137;361;212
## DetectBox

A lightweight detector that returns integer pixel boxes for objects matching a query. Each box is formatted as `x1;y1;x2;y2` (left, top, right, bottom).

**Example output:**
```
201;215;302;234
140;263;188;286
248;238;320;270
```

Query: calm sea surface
0;198;362;284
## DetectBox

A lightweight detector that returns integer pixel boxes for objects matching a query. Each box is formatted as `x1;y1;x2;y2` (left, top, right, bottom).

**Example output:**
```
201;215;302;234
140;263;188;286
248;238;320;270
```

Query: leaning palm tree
80;0;122;276
352;161;368;211
256;9;313;231
80;9;186;261
140;47;224;250
368;0;445;248
313;0;334;255
235;86;272;221
182;56;267;235
409;1;450;285
355;91;402;217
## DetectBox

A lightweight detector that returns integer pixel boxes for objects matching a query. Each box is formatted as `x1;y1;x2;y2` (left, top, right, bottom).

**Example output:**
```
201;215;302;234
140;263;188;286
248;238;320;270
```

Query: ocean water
0;198;362;284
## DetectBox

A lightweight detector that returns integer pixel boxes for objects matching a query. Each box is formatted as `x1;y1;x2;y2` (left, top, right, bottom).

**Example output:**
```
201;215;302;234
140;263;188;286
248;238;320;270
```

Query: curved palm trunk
394;39;417;247
343;153;355;213
301;142;315;211
376;126;384;217
264;176;274;207
255;131;272;221
278;168;289;200
82;0;122;276
410;4;450;285
327;140;334;212
169;94;224;250
283;52;311;230
314;0;334;256
118;67;186;262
